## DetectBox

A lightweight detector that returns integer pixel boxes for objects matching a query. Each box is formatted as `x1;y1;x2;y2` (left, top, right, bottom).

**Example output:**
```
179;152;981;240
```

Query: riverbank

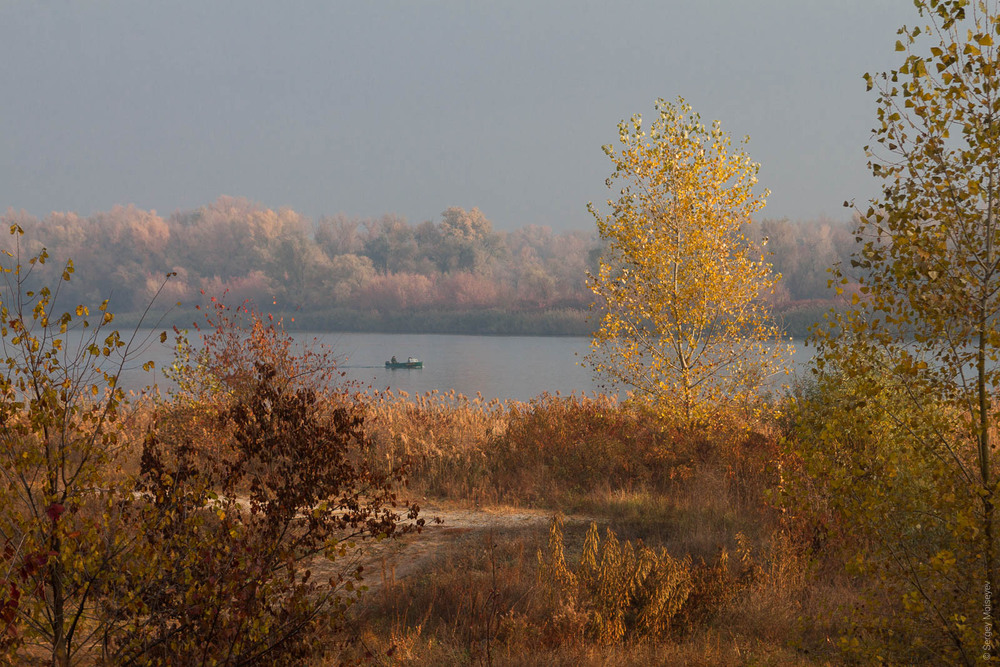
116;301;838;338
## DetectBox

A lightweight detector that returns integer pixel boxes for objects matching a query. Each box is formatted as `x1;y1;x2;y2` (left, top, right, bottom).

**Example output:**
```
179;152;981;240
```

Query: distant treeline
1;197;857;336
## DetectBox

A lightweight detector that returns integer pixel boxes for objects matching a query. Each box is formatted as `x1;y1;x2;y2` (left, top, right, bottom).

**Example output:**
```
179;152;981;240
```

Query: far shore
113;301;838;339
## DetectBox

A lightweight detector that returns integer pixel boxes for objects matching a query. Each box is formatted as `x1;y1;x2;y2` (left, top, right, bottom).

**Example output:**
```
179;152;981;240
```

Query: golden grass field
320;391;852;666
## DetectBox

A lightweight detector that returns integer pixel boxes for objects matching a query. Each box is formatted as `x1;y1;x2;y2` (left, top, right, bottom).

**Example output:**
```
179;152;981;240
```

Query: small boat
385;356;423;369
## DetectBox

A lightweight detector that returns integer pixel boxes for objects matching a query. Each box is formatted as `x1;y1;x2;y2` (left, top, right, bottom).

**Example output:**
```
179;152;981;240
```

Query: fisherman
391;356;397;364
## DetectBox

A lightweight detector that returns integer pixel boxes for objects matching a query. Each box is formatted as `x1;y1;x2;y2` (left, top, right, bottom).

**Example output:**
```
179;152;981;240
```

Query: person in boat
391;356;397;364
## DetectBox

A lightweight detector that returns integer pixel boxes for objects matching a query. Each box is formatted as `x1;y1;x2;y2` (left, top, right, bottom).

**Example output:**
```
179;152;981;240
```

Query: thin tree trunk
50;538;65;667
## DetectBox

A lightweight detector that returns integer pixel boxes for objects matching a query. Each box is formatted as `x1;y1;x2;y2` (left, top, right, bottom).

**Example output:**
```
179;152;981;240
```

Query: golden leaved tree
796;0;1000;661
587;98;790;424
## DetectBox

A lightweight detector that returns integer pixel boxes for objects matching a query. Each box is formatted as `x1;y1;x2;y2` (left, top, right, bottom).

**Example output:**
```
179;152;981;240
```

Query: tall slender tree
807;0;1000;660
587;98;790;425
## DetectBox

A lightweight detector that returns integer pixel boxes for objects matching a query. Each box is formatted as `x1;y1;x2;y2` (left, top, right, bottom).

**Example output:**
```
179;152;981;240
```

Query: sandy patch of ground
323;503;594;599
364;505;548;591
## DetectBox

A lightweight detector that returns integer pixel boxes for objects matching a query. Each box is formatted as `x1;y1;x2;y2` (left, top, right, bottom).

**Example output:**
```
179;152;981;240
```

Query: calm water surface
116;331;817;402
328;333;599;400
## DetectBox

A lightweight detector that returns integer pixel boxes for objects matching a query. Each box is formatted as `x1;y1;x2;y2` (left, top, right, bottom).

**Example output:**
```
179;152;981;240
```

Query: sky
0;1;912;232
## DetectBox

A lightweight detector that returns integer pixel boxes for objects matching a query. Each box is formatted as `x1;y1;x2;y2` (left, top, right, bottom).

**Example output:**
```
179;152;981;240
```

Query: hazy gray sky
1;1;911;231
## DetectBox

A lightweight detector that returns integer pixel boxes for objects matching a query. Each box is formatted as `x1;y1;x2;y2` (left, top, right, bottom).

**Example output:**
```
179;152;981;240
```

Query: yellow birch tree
587;98;791;425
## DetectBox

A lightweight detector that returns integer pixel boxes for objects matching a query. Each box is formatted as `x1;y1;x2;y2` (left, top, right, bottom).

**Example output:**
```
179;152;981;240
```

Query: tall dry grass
366;390;798;562
342;391;848;665
344;519;820;666
367;391;718;507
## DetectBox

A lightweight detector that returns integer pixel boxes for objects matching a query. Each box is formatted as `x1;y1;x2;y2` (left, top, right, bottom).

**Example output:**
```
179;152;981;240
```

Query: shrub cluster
0;230;415;665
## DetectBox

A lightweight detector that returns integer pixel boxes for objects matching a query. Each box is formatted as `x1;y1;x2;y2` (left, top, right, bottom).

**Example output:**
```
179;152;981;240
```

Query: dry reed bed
365;390;713;506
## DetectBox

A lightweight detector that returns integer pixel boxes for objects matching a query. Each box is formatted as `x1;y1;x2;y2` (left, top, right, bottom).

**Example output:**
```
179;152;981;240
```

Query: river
109;331;816;402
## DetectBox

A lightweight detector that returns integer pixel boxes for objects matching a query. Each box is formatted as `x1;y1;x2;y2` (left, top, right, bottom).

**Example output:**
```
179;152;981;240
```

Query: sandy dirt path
348;503;591;597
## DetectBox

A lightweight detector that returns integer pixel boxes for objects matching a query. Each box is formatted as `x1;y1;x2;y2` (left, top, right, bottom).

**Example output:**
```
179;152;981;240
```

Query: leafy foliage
0;228;415;664
107;360;413;664
0;224;167;664
587;98;792;424
790;367;982;662
801;0;1000;661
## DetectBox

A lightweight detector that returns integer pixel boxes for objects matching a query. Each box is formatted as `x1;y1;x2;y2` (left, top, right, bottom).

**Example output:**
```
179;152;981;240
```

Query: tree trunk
50;538;66;667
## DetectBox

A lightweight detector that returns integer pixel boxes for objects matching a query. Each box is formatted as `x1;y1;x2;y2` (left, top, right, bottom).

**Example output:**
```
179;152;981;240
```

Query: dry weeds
322;392;850;666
